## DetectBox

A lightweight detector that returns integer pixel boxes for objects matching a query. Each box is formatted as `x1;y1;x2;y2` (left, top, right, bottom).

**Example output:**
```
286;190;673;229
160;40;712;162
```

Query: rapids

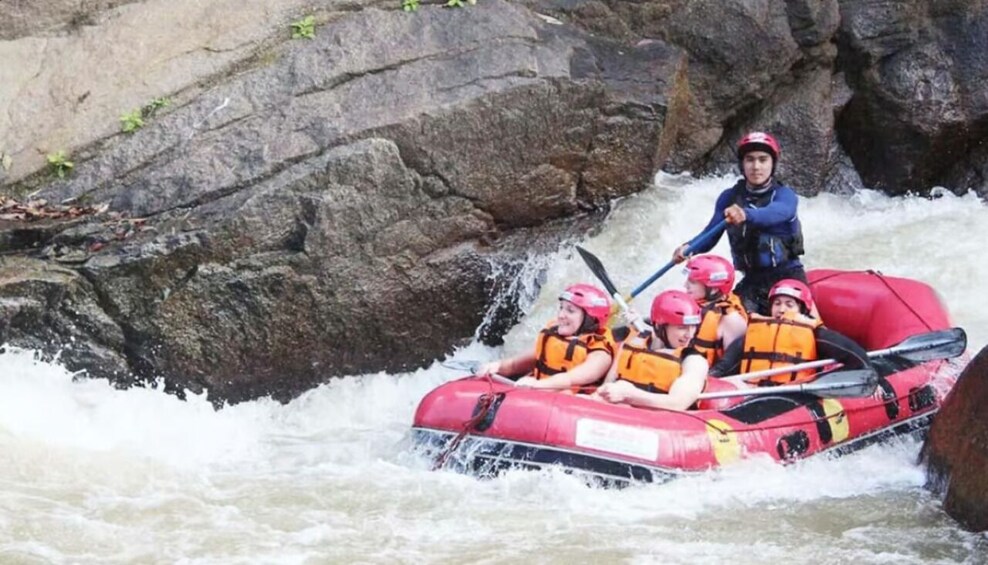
2;173;987;563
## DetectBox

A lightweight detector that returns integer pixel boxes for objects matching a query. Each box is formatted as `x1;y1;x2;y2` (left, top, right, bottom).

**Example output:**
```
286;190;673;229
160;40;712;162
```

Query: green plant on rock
446;0;476;6
47;151;74;179
291;15;316;39
120;109;144;133
402;0;420;11
120;97;171;133
143;97;170;116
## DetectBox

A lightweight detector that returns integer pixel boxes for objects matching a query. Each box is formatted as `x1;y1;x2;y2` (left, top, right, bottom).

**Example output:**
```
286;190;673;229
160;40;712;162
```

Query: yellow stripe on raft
821;398;850;443
706;418;741;465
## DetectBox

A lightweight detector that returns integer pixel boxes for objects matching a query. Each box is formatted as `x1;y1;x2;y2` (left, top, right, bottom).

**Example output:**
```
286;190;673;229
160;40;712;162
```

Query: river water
2;174;987;564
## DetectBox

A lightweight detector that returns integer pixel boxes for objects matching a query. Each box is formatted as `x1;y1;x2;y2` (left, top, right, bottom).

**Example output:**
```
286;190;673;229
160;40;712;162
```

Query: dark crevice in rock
0;223;69;255
171;264;200;298
436;69;540;93
190;111;260;140
293;35;542;99
436;173;477;203
73;268;157;386
286;197;318;253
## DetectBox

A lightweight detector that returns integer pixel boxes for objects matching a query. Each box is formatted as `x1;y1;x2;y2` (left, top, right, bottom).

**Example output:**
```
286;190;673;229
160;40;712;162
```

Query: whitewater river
2;174;987;563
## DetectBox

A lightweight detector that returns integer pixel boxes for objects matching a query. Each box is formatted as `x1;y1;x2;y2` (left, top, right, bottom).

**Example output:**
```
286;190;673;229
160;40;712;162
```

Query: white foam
3;174;988;562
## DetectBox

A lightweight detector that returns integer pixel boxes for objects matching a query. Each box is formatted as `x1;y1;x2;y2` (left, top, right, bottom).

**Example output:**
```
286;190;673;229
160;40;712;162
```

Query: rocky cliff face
0;0;986;402
837;0;988;194
0;1;685;401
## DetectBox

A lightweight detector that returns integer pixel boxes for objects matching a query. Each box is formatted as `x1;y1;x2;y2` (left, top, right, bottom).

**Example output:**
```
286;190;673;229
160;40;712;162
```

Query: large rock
0;0;345;185
520;0;849;194
922;344;988;532
703;67;839;195
837;0;988;195
519;1;988;196
0;2;687;402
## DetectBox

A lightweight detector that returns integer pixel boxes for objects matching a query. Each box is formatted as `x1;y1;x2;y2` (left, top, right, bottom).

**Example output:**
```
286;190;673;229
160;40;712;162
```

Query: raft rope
432;375;498;471
809;269;934;331
703;384;937;437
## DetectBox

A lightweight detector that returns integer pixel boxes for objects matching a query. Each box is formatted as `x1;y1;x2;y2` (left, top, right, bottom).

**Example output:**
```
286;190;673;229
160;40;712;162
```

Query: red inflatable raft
410;270;968;484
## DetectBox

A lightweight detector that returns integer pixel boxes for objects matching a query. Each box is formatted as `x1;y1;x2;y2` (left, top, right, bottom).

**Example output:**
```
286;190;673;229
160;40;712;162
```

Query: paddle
439;361;522;386
440;360;482;373
866;327;966;361
628;219;728;299
698;369;879;400
576;246;648;332
721;327;966;386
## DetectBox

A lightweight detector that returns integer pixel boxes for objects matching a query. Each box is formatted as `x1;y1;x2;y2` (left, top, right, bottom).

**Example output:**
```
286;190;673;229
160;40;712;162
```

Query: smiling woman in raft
477;284;617;392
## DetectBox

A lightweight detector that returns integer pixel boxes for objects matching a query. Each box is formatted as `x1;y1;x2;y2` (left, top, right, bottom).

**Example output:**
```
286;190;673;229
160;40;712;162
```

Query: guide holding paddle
673;132;807;315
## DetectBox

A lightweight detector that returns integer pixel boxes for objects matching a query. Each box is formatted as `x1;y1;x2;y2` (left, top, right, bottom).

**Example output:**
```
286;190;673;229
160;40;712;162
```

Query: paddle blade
884;327;967;362
576;246;620;297
801;369;879;398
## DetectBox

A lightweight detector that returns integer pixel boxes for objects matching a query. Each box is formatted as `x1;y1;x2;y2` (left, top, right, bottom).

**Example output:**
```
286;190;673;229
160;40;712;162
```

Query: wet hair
577;312;601;334
703;287;724;302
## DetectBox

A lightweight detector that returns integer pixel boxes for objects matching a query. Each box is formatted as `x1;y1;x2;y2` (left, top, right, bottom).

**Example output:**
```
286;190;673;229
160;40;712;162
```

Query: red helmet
768;279;814;313
559;284;611;328
737;131;781;161
650;289;702;327
685;254;735;295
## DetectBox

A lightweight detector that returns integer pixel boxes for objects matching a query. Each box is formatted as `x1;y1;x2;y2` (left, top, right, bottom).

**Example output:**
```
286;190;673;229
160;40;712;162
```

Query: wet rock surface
922;345;988;532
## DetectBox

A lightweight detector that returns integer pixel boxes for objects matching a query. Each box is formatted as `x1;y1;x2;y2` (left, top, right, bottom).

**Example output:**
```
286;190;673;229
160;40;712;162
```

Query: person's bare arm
526;350;612;390
719;311;747;351
478;353;536;377
598;354;708;411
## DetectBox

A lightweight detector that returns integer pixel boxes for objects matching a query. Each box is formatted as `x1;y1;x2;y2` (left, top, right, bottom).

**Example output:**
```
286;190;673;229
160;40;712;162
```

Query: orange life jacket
533;322;615;381
615;330;684;393
740;313;822;384
693;293;747;364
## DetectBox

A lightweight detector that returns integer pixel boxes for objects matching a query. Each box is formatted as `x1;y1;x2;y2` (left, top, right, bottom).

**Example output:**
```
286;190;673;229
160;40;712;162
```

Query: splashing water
2;174;987;563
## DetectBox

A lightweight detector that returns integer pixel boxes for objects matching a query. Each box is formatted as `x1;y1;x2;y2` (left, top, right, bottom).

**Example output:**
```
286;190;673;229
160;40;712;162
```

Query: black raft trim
719;394;813;425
